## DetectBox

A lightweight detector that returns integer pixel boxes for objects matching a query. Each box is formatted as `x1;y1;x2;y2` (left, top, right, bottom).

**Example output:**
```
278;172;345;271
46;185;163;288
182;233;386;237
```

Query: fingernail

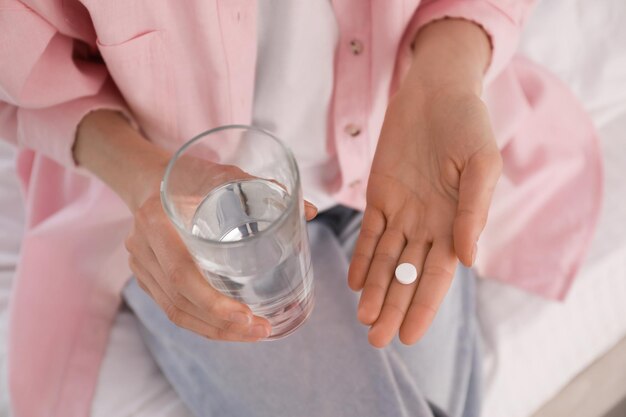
471;243;478;266
250;325;270;338
304;201;318;212
230;311;251;324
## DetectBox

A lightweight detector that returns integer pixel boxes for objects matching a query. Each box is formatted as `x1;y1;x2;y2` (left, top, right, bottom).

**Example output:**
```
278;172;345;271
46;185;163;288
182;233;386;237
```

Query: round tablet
395;263;417;285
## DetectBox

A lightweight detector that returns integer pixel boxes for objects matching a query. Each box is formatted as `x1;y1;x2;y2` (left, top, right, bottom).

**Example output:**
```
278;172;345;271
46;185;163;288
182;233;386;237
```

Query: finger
154;231;270;331
367;240;430;348
133;267;151;295
454;149;502;267
357;224;406;325
268;179;318;220
399;238;457;345
136;201;270;330
132;247;229;327
129;253;268;336
128;223;264;330
348;208;385;291
304;200;318;221
134;261;265;342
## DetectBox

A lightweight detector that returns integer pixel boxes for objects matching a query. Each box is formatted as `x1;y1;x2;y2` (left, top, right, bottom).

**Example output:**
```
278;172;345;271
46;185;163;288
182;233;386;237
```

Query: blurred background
0;0;625;416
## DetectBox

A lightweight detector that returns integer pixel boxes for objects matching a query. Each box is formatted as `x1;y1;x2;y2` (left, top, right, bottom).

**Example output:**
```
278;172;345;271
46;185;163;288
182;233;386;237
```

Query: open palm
348;90;502;347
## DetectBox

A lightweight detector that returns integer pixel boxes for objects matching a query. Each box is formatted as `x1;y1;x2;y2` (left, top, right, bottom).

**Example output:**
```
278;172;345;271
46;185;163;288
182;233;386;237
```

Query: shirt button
348;180;362;188
349;39;364;55
344;124;361;137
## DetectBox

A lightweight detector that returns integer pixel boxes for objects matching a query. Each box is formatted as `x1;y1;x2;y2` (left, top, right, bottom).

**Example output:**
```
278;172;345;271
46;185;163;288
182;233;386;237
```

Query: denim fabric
123;206;480;417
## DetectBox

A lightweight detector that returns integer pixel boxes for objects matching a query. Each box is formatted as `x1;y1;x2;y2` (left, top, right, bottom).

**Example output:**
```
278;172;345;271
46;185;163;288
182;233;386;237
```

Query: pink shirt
0;1;602;416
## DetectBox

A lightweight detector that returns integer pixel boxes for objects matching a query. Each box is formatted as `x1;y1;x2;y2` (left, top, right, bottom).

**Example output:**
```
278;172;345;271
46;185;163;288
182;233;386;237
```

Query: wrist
403;18;491;98
75;109;171;212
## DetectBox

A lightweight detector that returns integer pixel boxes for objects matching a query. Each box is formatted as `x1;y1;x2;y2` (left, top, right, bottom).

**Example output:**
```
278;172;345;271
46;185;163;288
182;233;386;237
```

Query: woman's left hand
348;62;502;347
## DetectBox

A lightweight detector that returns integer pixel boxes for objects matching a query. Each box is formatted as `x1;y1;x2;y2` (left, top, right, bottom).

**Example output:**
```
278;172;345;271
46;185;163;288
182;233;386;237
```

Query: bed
480;2;626;415
1;0;625;415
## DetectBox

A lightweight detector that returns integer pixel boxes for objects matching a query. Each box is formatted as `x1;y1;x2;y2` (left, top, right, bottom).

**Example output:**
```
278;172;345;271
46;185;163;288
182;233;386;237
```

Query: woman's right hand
75;110;317;342
125;192;275;341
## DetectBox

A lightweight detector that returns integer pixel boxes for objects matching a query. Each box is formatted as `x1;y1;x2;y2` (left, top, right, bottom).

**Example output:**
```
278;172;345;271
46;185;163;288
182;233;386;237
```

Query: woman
0;1;601;416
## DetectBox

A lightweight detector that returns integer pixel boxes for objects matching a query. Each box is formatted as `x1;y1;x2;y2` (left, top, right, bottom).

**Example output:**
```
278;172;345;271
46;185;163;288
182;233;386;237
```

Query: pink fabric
0;0;602;415
479;57;603;298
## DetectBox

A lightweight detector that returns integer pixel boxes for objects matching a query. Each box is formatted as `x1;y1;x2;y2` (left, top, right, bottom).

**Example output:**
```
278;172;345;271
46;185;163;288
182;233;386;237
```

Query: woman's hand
75;110;317;342
125;161;318;342
126;193;274;341
347;19;502;347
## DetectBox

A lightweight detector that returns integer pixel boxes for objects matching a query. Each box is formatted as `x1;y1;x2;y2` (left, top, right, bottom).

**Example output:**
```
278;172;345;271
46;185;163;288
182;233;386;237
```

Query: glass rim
160;124;301;247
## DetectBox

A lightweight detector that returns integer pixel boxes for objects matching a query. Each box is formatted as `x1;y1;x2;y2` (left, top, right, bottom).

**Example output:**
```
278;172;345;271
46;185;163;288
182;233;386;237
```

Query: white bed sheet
1;1;625;416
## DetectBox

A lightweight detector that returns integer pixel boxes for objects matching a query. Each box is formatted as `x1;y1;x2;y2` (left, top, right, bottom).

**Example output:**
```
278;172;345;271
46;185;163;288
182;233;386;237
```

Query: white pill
395;263;417;285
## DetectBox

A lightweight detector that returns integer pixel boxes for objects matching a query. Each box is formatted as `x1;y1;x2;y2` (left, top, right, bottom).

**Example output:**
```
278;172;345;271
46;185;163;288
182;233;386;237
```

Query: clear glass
161;125;314;340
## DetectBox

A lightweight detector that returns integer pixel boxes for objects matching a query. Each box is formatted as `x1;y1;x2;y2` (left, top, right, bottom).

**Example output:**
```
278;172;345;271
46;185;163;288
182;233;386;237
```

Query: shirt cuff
17;79;133;170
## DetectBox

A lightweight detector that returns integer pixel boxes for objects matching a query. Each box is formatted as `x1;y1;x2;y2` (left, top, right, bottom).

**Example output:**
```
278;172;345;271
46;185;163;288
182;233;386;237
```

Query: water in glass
189;178;313;339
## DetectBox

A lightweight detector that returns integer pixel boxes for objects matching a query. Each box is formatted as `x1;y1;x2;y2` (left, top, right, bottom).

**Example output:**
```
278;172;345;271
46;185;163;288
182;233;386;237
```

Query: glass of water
160;125;314;340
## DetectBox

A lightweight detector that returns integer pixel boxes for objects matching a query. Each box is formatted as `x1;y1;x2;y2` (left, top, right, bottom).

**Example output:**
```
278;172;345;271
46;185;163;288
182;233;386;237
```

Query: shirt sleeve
407;0;537;84
0;0;131;168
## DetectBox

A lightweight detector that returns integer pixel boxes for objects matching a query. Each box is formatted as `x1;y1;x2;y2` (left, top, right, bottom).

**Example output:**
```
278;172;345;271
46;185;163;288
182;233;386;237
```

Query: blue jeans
123;206;481;417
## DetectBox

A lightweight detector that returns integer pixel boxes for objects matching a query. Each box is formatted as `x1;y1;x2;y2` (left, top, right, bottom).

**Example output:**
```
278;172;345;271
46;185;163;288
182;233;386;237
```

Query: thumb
453;149;502;267
304;200;318;221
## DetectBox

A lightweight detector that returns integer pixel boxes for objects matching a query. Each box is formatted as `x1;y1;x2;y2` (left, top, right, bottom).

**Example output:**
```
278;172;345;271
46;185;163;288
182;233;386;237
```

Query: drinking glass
161;125;314;339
